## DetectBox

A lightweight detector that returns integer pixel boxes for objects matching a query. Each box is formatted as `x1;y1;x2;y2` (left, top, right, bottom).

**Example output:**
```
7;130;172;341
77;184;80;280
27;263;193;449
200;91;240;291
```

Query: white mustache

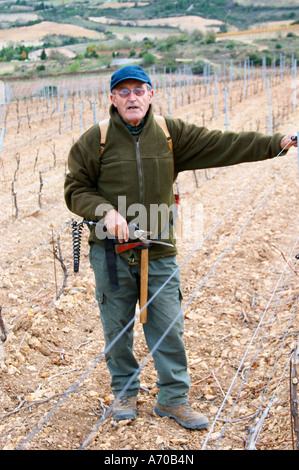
126;104;140;109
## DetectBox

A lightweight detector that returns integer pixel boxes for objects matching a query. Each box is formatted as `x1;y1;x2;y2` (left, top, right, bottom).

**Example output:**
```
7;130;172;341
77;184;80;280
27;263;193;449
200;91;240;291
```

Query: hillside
0;0;299;79
1;0;299;29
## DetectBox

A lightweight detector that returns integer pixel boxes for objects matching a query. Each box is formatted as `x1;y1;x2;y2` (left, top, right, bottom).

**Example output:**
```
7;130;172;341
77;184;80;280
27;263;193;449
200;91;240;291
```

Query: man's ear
149;89;154;104
110;93;117;108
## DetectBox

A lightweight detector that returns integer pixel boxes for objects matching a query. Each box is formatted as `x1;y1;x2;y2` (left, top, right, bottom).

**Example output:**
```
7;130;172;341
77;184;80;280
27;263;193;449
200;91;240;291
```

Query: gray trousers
89;242;191;405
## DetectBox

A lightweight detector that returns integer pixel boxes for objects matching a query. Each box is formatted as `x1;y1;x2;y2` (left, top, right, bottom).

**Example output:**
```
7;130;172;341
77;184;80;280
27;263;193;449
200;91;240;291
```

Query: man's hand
104;209;129;243
280;134;297;149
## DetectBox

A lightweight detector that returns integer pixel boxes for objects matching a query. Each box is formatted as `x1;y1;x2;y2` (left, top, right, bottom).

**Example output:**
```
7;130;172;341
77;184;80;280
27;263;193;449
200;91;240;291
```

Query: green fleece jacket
64;104;285;260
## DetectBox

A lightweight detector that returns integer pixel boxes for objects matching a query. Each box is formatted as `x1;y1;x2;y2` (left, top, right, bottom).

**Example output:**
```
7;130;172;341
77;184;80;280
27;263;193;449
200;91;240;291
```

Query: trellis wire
214;72;218;118
245;291;299;449
0;62;299;448
294;59;297;112
3;72;296;224
80;154;296;450
2;61;297;449
93;101;97;124
0;218;75;270
201;159;297;449
207;240;299;450
224;87;229;130
1;65;296;161
244;59;247;99
267;77;273;135
0;127;5;156
4;55;292;112
2;132;291;270
246;341;297;449
16;143;296;450
81;259;299;450
290;340;299;450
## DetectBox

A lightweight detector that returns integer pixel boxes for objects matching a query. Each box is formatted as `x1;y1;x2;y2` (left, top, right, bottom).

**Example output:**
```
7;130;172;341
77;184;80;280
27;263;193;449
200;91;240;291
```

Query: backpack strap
99;117;110;155
99;115;173;157
154;115;173;156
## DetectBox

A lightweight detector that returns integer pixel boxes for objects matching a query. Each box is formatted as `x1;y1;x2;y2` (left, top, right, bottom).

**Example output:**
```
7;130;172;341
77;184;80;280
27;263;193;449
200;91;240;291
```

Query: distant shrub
164;61;178;73
248;53;272;66
189;29;204;43
226;41;235;50
205;32;216;44
69;60;81;72
142;52;156;65
40;49;47;60
191;60;206;75
85;45;99;58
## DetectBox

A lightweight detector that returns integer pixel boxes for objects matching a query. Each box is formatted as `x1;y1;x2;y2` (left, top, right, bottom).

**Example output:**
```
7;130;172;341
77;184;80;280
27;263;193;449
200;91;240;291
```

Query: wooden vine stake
0;305;7;372
246;397;278;450
290;340;299;450
51;231;68;300
140;249;148;324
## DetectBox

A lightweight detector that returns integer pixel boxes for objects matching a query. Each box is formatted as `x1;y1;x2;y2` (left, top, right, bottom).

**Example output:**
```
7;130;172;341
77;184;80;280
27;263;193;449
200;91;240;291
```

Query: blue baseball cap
110;65;152;92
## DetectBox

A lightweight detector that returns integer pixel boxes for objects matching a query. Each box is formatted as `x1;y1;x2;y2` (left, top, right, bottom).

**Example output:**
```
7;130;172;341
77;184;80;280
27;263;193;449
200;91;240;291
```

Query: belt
103;228;173;324
83;221;174;324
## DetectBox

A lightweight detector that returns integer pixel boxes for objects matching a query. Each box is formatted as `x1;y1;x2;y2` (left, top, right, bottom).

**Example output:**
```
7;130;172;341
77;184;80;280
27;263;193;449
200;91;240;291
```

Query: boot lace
181;403;195;414
119;396;133;407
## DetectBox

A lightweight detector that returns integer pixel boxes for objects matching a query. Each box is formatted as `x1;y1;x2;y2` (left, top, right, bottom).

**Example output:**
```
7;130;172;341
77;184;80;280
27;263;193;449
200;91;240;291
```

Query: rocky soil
0;71;298;451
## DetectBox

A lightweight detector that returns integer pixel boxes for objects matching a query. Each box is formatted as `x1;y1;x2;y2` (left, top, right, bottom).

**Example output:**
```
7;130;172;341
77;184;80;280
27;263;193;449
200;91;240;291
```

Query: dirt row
0;72;298;450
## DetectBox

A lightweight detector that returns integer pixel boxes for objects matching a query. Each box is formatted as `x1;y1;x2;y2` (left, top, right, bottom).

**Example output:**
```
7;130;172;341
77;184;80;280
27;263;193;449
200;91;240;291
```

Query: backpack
98;115;179;206
97;115;178;294
99;115;173;156
71;116;178;275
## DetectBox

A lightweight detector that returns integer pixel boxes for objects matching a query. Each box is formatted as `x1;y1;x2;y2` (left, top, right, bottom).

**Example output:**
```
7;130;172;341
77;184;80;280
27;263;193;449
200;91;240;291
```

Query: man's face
110;79;154;127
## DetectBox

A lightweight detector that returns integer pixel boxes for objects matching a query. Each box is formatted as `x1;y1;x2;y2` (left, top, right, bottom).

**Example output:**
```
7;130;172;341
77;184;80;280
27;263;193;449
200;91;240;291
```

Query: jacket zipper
136;140;143;203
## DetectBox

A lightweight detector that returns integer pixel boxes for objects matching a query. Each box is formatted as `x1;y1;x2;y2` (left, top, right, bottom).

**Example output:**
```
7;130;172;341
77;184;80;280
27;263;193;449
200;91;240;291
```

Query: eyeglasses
113;88;147;98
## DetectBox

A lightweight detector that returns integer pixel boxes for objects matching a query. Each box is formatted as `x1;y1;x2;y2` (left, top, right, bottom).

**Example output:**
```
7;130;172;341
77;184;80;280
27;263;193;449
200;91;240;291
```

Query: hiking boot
154;402;209;430
112;396;137;421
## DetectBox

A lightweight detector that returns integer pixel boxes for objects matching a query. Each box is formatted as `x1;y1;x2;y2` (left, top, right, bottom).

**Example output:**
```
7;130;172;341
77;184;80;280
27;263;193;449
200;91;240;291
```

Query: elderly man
64;65;297;430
